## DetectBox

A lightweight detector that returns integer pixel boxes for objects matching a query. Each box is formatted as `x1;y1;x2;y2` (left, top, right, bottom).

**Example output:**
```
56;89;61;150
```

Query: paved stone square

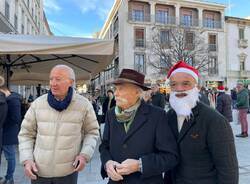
0;110;249;184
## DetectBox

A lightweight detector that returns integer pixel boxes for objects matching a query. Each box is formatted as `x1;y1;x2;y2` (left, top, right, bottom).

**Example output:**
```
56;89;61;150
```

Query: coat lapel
122;101;149;143
177;104;199;143
167;109;179;140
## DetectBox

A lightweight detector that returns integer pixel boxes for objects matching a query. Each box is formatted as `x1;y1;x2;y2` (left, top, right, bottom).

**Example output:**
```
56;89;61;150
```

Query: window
160;30;170;46
27;0;30;9
208;35;217;51
5;1;10;20
156;10;169;24
132;9;144;22
185;32;194;50
135;28;145;48
208;57;218;75
181;10;192;26
240;61;245;71
129;2;150;22
135;54;146;73
160;55;169;68
21;24;24;34
14;15;18;30
204;14;215;28
239;28;245;40
22;9;25;22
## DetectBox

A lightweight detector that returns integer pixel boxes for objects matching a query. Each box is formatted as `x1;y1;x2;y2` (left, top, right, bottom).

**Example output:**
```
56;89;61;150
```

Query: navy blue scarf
47;87;73;112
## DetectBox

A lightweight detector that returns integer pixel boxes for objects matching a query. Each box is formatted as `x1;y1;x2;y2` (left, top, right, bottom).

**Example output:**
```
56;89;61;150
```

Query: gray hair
52;65;76;87
0;75;5;87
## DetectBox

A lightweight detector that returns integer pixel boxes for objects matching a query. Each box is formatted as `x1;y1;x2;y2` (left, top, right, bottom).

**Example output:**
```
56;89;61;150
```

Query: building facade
94;0;248;90
95;0;227;92
225;16;250;89
0;0;52;99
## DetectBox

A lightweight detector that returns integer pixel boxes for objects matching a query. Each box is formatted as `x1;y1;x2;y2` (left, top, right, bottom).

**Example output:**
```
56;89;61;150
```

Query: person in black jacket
0;86;22;184
102;89;116;122
151;83;166;109
0;76;8;152
99;69;178;184
164;61;238;184
216;85;233;122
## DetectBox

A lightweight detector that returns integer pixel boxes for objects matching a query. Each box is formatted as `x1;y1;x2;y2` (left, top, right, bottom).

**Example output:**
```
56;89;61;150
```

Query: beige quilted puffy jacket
18;92;99;177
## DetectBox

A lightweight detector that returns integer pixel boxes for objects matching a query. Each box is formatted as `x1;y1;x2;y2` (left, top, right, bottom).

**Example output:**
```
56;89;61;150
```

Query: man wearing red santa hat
164;61;238;184
216;85;233;123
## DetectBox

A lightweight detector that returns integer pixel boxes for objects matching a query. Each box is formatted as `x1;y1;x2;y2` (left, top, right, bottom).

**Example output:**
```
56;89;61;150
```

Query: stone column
198;8;203;28
175;4;180;25
149;1;156;23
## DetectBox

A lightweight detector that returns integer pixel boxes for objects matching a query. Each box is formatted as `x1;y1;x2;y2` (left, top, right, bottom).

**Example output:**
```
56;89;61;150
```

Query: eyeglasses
169;81;195;89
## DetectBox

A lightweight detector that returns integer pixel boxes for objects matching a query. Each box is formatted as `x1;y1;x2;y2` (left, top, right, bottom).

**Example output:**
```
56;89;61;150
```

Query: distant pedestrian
198;86;210;106
235;82;249;138
0;86;22;184
231;88;237;108
102;89;116;122
151;83;166;109
0;76;8;153
18;65;99;184
216;85;233;122
208;88;217;108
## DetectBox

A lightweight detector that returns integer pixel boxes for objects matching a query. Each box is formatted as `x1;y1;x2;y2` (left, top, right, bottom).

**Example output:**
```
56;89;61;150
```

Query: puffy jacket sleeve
18;102;37;164
80;101;100;162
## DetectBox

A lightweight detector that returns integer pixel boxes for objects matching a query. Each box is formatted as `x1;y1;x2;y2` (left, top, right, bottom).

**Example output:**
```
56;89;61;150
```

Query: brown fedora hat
112;69;150;91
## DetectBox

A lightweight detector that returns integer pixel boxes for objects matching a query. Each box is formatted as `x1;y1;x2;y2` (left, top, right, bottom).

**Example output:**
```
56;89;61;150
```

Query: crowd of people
0;61;248;184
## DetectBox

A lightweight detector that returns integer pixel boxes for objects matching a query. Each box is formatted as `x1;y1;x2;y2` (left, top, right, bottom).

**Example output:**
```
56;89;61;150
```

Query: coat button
123;144;127;149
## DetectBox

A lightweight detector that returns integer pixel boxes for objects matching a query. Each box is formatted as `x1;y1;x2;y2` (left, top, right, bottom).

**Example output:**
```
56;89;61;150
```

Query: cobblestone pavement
0;110;249;184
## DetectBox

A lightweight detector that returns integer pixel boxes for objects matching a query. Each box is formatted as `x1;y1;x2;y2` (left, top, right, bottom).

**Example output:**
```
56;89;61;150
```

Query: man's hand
116;159;140;175
73;154;87;172
105;160;123;181
23;160;38;180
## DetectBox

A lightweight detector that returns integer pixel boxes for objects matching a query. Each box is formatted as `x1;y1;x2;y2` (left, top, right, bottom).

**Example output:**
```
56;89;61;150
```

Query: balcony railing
203;19;222;29
135;39;145;48
180;17;199;27
155;14;176;25
208;44;217;52
238;39;248;48
128;12;151;23
239;70;248;77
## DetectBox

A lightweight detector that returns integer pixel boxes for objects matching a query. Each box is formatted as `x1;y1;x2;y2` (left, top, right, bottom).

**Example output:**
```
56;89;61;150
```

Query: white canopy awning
0;34;114;85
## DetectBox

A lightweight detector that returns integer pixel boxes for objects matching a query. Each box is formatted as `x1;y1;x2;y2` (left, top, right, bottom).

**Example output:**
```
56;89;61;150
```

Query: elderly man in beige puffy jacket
18;65;99;184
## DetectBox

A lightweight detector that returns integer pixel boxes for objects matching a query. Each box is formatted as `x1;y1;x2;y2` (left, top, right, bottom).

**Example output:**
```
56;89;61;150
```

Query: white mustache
115;97;128;103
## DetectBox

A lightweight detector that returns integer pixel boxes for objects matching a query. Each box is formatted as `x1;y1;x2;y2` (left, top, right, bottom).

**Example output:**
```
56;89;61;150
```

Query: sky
44;0;250;38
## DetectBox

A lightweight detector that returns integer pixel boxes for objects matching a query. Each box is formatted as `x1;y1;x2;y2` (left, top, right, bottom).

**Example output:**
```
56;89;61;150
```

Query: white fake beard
169;87;200;117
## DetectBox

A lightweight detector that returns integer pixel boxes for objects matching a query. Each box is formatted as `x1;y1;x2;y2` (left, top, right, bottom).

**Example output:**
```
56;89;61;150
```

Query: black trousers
31;172;78;184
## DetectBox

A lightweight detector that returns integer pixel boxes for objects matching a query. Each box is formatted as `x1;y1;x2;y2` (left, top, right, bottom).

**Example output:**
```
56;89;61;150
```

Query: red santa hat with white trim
167;61;199;82
217;85;225;92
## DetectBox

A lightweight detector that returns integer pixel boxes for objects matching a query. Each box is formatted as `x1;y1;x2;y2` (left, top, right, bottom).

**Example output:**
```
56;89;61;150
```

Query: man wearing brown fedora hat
99;69;178;184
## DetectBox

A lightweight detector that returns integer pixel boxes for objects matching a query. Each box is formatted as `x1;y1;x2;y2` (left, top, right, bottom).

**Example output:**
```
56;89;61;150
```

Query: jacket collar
122;100;150;143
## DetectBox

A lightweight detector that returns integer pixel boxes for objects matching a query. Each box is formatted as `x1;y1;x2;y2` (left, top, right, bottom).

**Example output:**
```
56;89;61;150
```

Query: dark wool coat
99;101;178;184
165;102;238;184
216;92;233;122
102;97;116;119
3;92;22;145
151;92;166;109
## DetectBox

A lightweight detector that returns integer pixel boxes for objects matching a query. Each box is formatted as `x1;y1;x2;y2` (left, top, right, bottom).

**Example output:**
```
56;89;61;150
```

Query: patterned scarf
115;99;141;123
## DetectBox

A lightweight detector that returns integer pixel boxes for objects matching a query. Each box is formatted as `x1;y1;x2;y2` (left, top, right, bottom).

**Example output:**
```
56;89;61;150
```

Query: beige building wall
226;17;250;89
96;0;227;92
0;0;51;35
